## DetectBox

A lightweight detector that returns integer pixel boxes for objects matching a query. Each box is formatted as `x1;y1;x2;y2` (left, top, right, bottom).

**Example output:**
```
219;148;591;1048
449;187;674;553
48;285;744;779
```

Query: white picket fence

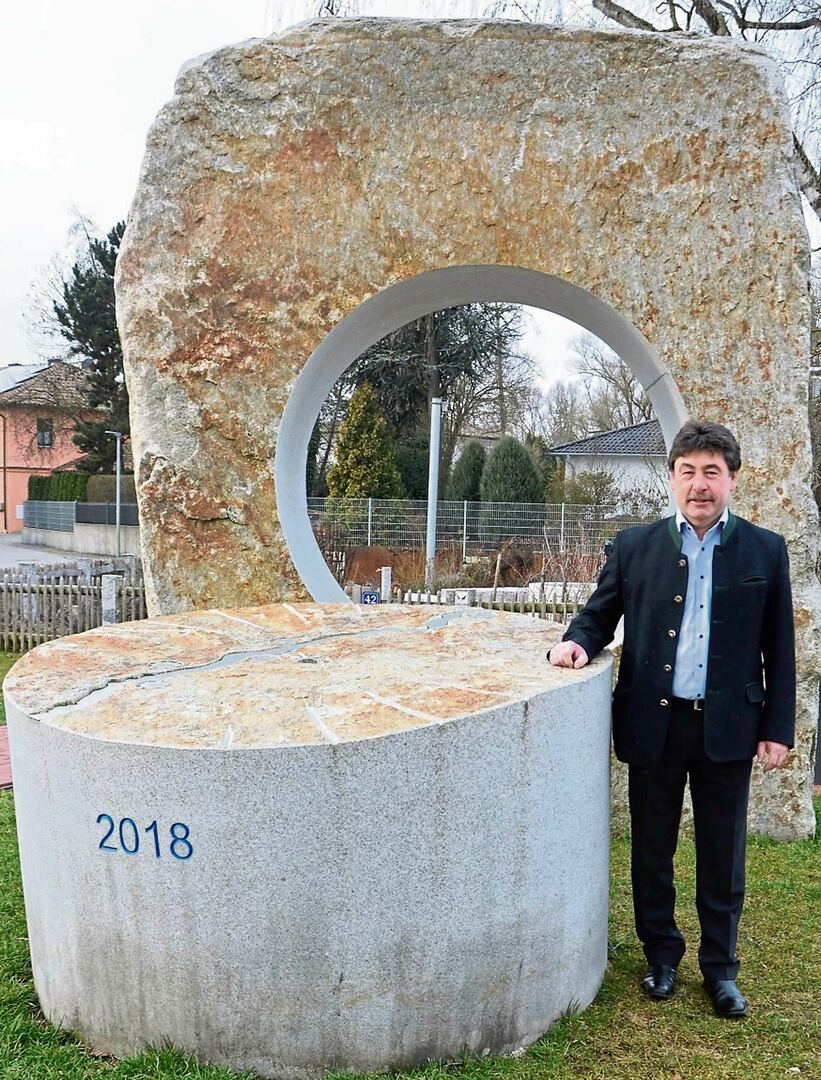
346;581;592;624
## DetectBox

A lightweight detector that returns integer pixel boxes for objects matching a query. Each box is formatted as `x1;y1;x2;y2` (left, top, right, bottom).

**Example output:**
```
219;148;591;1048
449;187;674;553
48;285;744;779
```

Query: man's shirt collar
676;505;729;540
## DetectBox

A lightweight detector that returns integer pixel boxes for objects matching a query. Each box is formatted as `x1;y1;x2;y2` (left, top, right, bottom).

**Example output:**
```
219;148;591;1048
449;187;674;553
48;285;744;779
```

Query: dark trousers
627;699;753;981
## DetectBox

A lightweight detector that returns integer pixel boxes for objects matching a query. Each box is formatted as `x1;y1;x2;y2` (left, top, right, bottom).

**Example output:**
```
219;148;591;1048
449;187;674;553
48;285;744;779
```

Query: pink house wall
0;407;94;533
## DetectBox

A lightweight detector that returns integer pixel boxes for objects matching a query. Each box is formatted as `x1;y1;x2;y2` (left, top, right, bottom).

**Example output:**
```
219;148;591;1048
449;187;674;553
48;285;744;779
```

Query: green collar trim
667;510;736;553
667;514;682;552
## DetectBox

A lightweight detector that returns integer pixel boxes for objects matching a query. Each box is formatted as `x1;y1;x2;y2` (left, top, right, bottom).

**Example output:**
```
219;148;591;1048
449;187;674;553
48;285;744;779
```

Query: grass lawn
0;654;20;725
0;792;818;1080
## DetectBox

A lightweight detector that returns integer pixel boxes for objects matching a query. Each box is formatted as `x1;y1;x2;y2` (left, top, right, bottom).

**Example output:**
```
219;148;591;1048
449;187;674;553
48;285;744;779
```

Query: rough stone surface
5;606;612;1078
115;18;820;837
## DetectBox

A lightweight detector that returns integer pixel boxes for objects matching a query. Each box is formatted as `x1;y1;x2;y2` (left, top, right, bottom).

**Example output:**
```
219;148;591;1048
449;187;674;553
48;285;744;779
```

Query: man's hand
548;641;589;669
755;741;789;772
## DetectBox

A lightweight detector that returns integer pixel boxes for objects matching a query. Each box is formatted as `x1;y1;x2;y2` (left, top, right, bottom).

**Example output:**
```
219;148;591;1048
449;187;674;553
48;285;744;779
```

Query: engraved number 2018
96;815;193;860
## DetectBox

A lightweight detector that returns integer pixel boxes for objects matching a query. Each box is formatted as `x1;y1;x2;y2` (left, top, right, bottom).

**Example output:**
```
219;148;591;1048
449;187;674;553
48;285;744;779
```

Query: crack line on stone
29;622;450;723
281;603;311;624
304;705;340;744
363;691;441;722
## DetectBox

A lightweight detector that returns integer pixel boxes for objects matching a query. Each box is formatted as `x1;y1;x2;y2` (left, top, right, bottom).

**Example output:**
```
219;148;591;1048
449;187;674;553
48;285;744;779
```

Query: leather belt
672;697;703;712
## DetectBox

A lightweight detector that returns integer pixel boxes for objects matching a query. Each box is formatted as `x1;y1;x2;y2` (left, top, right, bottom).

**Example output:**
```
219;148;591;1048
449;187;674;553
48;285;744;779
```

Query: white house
549;419;668;511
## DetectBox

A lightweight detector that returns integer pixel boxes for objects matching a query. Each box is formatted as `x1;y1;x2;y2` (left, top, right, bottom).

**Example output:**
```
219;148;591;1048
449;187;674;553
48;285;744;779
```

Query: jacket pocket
741;576;766;585
745;682;765;704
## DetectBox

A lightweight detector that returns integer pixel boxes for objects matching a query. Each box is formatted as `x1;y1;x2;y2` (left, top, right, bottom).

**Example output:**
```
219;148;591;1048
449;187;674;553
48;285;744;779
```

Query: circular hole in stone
276;265;685;602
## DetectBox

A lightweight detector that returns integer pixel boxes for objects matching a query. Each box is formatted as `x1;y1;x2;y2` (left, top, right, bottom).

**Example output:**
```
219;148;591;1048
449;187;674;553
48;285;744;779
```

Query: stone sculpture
115;18;819;838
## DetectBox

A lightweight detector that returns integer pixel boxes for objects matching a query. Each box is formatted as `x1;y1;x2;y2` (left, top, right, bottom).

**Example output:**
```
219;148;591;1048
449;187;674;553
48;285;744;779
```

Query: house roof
549;418;666;457
0;362;48;393
0;361;95;410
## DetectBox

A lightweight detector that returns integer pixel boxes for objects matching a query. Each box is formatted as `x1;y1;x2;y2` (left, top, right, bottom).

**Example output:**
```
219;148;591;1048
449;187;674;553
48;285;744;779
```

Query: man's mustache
687;494;714;501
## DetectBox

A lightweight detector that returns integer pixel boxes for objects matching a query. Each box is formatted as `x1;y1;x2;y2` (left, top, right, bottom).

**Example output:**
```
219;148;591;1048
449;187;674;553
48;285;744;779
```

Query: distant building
549;419;668;510
0;361;102;533
453;424;503;457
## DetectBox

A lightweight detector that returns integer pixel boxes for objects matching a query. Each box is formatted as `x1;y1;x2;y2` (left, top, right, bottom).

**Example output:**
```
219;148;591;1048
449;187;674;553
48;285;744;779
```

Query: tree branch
692;0;731;35
592;0;657;31
738;17;821;30
794;133;821;219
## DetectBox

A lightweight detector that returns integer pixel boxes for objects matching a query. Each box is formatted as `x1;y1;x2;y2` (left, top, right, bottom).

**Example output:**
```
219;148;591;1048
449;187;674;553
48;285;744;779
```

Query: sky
2;1;816;394
0;0;600;392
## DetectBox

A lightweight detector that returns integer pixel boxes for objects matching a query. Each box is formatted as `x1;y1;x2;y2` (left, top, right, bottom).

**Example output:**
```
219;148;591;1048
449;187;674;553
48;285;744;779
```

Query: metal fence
77;502;140;526
308;497;652;557
23;500;77;532
24;501;140;530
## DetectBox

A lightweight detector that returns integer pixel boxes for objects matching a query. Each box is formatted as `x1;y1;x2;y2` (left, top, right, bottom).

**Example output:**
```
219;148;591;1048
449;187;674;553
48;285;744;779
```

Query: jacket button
664;664;672;672
678;558;686;567
668;629;677;638
660;698;669;707
673;594;683;603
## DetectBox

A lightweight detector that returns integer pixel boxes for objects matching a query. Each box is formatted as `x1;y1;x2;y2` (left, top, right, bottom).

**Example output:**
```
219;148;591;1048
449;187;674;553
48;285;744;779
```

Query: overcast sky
2;1;816;394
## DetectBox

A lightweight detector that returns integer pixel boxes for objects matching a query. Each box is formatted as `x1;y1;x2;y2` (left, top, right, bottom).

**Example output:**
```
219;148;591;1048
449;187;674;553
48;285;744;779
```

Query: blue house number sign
362;591;380;604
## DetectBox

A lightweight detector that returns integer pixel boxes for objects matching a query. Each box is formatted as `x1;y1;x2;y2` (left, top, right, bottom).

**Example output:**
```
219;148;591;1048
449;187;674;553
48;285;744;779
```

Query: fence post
379;565;392;603
101;574;120;625
19;562;39;639
367;498;373;547
560;502;566;553
462;501;468;563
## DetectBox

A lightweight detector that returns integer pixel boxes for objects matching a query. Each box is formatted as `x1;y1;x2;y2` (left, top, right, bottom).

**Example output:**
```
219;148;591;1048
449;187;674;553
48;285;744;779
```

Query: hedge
27;472;89;502
85;474;137;503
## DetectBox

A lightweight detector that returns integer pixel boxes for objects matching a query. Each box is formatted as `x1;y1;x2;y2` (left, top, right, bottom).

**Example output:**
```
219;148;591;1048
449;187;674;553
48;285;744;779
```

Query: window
36;418;54;449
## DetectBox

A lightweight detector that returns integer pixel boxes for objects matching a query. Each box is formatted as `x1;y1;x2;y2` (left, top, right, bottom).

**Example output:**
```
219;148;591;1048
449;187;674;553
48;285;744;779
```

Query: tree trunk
495;306;507;437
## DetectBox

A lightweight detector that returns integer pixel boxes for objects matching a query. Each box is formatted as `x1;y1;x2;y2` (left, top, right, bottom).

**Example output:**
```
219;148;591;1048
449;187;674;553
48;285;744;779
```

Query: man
549;421;794;1018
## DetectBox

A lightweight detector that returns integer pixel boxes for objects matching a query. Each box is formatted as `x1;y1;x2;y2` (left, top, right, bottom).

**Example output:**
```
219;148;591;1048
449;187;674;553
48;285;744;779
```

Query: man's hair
667;421;741;474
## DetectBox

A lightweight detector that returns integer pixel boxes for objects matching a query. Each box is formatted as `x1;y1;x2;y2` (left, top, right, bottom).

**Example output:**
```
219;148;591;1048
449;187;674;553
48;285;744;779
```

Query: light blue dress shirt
671;506;729;701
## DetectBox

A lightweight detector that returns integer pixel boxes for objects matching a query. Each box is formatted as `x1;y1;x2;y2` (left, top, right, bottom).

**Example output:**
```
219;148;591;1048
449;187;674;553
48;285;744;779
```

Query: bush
86;474;137;503
480;436;543;504
327;383;404;499
447;441;486;501
395;440;430;500
27;472;89;502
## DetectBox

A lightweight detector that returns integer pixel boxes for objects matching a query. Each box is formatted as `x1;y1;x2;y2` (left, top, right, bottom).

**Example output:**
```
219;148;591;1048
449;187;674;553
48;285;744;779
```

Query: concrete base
6;604;611;1078
21;523;141;556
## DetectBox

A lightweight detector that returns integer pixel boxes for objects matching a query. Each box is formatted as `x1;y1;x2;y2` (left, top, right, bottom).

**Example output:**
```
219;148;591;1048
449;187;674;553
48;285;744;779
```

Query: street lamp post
105;430;124;557
425;397;443;592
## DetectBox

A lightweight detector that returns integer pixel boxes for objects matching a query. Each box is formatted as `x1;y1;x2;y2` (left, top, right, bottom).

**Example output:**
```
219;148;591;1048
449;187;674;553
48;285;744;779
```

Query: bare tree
537;378;592;445
570;333;654;430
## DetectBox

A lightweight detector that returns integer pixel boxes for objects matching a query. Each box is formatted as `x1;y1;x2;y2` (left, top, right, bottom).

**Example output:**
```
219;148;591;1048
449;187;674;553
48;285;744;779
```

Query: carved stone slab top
4;605;593;748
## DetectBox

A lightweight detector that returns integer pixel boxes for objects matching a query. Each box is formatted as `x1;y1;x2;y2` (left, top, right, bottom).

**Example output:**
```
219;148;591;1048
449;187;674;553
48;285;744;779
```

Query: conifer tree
327;383;404;498
447;441;486;501
480;436;543;504
52;221;129;473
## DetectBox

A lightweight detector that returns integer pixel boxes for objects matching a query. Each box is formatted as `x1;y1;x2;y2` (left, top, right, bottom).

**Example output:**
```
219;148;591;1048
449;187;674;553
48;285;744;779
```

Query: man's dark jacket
561;512;795;766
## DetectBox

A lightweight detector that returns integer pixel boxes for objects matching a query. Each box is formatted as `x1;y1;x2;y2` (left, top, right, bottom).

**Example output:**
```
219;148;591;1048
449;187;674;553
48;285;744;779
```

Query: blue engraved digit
118;817;140;855
145;820;161;858
169;822;193;860
97;813;117;851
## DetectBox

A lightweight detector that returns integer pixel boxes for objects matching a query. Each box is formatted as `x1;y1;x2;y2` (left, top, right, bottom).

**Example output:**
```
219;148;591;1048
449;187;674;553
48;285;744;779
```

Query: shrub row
28;472;89;502
27;472;138;504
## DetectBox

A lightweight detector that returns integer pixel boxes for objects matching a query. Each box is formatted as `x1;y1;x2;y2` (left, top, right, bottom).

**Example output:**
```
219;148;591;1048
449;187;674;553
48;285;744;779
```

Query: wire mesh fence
22;500;77;532
308;497;652;559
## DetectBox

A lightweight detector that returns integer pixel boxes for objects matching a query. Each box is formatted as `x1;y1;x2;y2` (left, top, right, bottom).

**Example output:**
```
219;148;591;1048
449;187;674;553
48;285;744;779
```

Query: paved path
0;531;100;570
0;728;10;790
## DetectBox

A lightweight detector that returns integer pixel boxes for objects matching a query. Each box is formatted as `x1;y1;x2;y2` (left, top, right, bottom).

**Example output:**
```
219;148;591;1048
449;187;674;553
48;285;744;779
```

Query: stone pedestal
5;604;612;1079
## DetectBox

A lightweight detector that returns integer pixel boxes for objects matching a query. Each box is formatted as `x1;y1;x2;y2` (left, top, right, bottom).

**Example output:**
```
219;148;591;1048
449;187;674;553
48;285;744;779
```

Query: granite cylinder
6;604;612;1079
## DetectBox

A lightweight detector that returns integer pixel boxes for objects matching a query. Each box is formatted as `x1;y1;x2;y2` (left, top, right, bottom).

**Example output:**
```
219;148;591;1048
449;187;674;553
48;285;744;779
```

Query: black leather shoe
641;964;677;999
704;979;748;1018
